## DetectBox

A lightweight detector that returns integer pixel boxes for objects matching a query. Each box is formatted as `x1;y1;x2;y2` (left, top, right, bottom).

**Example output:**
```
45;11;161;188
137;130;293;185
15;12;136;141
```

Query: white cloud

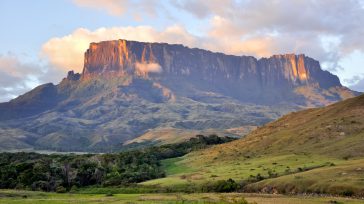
67;0;364;73
135;62;162;73
72;0;163;18
73;0;130;16
344;73;364;92
175;0;364;71
32;0;364;96
0;54;63;102
4;0;364;102
41;26;199;73
349;77;364;92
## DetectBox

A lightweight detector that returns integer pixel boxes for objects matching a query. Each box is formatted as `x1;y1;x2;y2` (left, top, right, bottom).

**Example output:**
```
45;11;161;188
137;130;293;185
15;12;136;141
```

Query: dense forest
0;135;235;192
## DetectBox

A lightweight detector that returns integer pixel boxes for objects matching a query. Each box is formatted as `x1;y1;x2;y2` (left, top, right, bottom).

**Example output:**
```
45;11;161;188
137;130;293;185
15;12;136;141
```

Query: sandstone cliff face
81;39;344;104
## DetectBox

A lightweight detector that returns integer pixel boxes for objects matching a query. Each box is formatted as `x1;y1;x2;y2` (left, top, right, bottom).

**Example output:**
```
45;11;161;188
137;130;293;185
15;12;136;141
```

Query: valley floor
1;190;364;204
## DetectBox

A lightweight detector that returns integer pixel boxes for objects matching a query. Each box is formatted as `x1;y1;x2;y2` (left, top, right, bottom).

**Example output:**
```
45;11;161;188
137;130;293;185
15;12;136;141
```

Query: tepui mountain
0;39;359;151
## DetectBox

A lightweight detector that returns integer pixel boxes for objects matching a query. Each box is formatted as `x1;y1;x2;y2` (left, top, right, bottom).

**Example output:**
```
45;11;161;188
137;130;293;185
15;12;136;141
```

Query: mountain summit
0;40;359;151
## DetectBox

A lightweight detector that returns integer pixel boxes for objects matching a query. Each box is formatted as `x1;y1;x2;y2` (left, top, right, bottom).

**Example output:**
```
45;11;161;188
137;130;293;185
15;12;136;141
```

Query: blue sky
0;0;364;102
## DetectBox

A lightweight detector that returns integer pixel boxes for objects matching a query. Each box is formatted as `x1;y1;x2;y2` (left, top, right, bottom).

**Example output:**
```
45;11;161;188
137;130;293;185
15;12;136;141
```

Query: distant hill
0;39;359;151
145;94;364;196
201;92;364;159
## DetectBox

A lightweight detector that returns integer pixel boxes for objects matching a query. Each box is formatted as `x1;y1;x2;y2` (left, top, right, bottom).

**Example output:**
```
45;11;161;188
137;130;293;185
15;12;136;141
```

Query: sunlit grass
143;153;343;187
1;190;364;204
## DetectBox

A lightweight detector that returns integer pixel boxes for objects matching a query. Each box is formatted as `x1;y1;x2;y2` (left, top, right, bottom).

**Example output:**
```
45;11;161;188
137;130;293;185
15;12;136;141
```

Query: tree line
0;135;235;192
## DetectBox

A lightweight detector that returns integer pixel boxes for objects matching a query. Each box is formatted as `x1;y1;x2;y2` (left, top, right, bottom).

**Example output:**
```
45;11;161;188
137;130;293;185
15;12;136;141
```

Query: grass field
1;190;364;204
142;153;343;186
142;153;364;196
247;158;364;196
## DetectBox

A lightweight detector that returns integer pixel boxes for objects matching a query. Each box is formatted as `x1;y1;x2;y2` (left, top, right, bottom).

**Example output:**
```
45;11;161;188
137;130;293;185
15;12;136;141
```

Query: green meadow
1;190;364;204
143;154;343;187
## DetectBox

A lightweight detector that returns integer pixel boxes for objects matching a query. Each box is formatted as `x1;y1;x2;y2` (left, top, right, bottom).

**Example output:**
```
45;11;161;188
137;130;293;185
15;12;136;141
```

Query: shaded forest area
0;135;234;192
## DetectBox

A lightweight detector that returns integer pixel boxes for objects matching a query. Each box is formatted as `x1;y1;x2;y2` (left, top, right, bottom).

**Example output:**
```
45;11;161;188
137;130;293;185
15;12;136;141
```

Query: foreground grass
143;154;343;187
1;190;364;204
142;153;364;197
246;158;364;196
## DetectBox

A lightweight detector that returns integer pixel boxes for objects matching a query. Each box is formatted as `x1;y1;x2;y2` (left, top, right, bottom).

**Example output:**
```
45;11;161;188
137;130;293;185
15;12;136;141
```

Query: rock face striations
80;40;346;105
0;39;359;152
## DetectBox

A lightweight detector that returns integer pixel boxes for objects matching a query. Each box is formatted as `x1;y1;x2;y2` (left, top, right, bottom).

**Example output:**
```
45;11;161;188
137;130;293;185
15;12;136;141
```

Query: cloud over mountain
135;62;162;73
41;26;198;73
2;0;364;102
0;54;62;102
45;0;364;75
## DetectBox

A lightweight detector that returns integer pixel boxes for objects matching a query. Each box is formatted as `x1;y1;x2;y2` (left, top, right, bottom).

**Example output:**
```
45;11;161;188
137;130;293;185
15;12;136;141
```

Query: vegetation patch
0;135;234;192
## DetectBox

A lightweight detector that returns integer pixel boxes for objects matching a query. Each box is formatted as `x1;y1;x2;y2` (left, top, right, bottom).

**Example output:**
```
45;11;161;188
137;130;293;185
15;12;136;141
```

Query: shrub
342;190;354;197
255;173;264;181
69;185;78;193
343;155;352;160
56;186;67;193
202;179;239;193
105;192;114;197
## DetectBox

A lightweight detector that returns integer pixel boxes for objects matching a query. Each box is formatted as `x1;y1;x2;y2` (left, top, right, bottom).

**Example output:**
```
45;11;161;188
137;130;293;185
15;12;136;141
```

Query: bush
342;190;354;197
343;155;352;160
69;185;78;193
255;173;264;181
56;186;67;193
202;179;239;192
105;192;114;197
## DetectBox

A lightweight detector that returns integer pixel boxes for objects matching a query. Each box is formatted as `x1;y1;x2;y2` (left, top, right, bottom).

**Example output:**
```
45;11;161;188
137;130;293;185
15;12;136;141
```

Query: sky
0;0;364;102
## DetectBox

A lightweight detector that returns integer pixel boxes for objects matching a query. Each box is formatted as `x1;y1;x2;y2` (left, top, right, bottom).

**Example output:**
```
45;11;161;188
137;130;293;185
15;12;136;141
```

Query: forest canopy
0;135;235;192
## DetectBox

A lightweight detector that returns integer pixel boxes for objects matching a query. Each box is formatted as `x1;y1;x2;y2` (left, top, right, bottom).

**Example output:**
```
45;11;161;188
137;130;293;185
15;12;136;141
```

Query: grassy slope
143;154;343;186
143;94;364;196
123;127;247;146
247;158;364;195
1;190;364;204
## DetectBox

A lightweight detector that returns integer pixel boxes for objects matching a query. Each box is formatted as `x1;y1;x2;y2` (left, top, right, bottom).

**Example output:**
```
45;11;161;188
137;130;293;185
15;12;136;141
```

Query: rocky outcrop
66;71;81;81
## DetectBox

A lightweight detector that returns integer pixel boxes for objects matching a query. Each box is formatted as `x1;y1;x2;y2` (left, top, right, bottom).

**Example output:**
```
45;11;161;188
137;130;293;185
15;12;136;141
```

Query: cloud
172;0;228;18
0;54;63;102
349;79;364;92
40;0;364;87
69;0;364;67
72;0;130;16
5;0;364;102
41;25;311;73
175;0;364;71
41;26;199;73
173;0;233;19
345;74;364;92
135;62;162;73
72;0;163;18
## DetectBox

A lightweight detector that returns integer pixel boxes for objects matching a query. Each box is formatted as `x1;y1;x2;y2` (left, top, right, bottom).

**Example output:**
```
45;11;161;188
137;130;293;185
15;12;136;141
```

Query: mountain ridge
79;39;355;107
0;39;359;151
80;39;340;88
82;40;341;90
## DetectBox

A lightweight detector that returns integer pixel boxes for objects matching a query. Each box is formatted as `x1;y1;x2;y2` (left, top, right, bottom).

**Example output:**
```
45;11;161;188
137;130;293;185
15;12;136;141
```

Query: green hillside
143;94;364;196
